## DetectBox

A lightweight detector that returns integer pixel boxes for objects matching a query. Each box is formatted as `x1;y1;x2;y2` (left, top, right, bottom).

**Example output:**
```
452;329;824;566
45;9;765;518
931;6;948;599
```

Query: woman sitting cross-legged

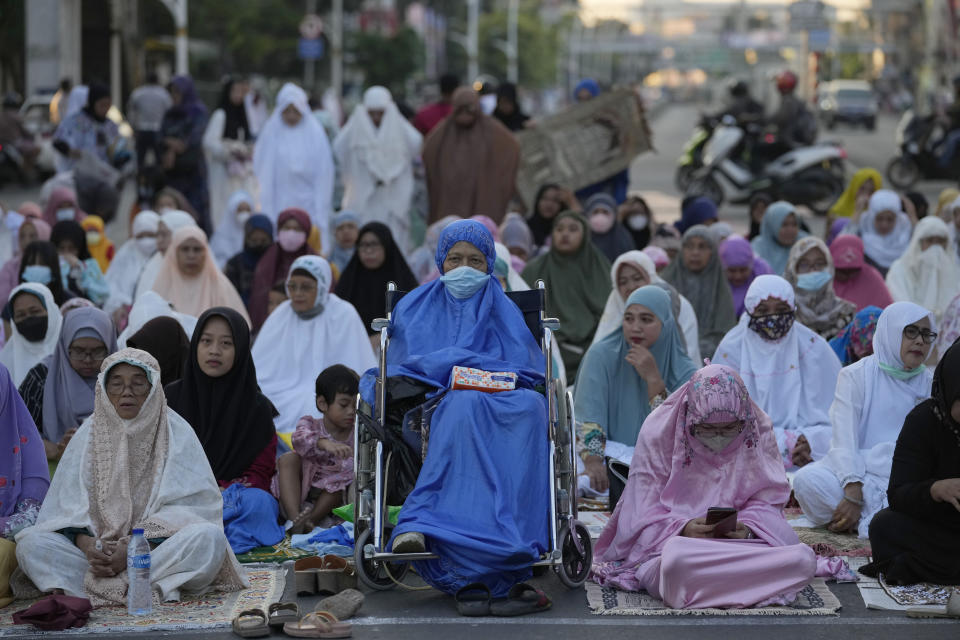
575;286;697;495
373;219;550;598
793;302;936;538
860;337;960;585
166;308;284;555
15;349;247;605
713;275;841;468
592;364;840;609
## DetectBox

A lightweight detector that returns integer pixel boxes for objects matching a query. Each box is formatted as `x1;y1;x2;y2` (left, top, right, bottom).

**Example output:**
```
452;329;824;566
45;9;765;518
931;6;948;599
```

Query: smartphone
705;507;738;537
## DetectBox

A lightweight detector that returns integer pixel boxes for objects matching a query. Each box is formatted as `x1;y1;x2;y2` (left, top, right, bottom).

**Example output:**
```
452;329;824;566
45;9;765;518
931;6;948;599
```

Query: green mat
332;504;400;526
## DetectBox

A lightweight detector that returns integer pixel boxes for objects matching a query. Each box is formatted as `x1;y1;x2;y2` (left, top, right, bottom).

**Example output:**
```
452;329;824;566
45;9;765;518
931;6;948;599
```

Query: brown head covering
422;87;519;224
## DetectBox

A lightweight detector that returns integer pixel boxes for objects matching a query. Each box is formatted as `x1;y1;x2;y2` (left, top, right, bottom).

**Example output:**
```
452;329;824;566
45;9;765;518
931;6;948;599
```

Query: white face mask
56;208;75;221
86;231;102;246
236;211;251;226
626;214;649;231
135;237;158;256
696;433;737;453
4;210;23;230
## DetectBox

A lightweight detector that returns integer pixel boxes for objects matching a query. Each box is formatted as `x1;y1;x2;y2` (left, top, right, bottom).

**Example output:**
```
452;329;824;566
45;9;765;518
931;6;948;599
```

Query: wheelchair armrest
371;318;389;332
543;318;561;331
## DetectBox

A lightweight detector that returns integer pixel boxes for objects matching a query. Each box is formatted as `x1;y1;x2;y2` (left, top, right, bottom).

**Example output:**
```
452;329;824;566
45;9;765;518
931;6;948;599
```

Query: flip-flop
489;583;552;617
315;588;365;620
232;608;270;638
455;582;492;617
268;601;301;628
283;611;352;638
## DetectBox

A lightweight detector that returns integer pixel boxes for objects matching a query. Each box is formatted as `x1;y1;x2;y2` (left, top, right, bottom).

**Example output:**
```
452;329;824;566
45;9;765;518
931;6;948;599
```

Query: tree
0;0;25;94
478;1;566;88
349;27;424;96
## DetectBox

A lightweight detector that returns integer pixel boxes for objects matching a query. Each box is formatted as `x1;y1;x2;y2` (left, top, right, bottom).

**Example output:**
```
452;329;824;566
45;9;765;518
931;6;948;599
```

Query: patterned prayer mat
235;537;317;564
585;578;841;616
793;527;872;557
0;565;284;636
881;578;953;607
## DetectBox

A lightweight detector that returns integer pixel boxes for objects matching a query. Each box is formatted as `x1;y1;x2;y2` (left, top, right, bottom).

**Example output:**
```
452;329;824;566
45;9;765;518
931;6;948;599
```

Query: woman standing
160;76;210;232
522;211;611;380
662;225;737;358
203;78;256;230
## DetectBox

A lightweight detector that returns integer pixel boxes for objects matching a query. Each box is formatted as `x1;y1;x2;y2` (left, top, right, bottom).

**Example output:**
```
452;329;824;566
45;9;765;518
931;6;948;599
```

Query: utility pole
110;0;122;105
468;0;479;82
304;0;317;89
331;0;343;99
159;0;188;75
507;0;518;83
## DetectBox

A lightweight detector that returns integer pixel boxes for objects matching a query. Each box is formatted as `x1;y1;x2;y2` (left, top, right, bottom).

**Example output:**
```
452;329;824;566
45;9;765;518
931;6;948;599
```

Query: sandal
906;589;960;619
489;583;552;617
268;601;301;628
294;556;325;595
283;611;352;638
232;608;270;638
455;582;491;617
316;555;348;595
315;588;365;621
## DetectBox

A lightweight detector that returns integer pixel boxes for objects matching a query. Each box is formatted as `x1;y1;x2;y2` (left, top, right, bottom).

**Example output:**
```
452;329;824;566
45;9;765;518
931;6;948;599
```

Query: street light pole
304;0;317;89
159;0;188;75
331;0;343;99
467;0;479;82
507;0;518;83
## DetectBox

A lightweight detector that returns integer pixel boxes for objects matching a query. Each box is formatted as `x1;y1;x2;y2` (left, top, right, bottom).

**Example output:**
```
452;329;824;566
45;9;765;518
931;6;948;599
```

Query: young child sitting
271;364;358;534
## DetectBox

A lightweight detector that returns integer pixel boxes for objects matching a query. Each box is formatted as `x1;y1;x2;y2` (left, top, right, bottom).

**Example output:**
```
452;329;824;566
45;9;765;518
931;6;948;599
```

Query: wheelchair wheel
555;522;592;589
354;526;411;591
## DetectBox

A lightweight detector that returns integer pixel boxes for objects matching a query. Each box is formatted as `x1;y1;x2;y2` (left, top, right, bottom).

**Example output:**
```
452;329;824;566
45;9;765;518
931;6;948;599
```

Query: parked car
817;80;878;130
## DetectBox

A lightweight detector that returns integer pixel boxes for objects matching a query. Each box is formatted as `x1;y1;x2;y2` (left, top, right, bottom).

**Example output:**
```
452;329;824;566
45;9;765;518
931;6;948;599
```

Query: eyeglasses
796;260;828;272
357;241;382;252
106;378;151;397
68;347;109;362
287;283;317;294
691;420;744;438
903;325;938;344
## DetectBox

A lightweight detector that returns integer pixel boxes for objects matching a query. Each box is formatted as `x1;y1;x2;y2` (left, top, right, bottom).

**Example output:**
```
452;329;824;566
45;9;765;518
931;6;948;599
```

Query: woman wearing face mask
0;218;51;316
224;214;273;307
50;220;111;307
592;251;700;364
662;226;737;358
719;236;773;318
152;226;248;323
592;364;842;609
522;211;611;380
132;209;198;302
17;307;116;466
829;306;883;366
16;241;74;307
860;338;960;586
335;222;418;344
885;217;960;329
253;256;374;435
856;190;914;277
209;190;255;268
783;237;856;341
713;275;841;468
526;183;580;250
41;187;86;227
793;302;936;538
253;83;334;248
79;215;113;272
375;221;551;602
166;308;284;554
575;286;697;498
585;193;635;263
248;208;314;331
102;210;159;325
617;194;655;249
749;201;807;276
0;284;63;387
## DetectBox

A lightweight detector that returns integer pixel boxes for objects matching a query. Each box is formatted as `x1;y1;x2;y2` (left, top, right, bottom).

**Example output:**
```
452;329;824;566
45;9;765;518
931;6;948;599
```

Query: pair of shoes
294;555;355;595
454;582;552;617
907;588;960;619
283;611;351;638
391;532;425;553
232;608;270;637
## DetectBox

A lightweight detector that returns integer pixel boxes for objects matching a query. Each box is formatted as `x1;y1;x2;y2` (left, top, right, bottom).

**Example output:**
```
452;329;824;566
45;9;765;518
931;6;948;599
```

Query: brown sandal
283;611;352;638
232;608;270;638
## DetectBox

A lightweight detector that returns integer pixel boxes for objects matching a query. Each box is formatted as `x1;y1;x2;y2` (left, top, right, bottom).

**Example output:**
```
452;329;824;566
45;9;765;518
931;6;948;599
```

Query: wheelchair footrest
368;551;439;562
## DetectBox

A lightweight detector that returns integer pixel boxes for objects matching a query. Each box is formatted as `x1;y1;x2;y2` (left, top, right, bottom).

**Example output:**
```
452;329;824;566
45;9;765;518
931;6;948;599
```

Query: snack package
450;366;517;393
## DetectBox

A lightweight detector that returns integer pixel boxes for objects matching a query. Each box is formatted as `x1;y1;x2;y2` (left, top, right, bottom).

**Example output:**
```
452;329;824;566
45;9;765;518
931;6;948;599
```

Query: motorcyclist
718;80;764;125
935;74;960;168
769;70;816;147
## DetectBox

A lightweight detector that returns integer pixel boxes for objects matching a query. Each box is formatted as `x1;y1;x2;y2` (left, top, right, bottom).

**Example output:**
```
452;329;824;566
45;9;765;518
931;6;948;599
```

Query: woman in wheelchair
360;219;550;597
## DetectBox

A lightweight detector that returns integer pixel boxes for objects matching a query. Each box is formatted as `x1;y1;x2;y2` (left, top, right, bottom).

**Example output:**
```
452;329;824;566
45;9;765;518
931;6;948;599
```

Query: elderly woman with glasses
16;307;117;466
15;349;246;605
793;302;937;538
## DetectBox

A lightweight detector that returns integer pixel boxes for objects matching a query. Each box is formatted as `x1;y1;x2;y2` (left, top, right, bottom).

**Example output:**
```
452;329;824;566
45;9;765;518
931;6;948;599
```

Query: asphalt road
4;104;959;639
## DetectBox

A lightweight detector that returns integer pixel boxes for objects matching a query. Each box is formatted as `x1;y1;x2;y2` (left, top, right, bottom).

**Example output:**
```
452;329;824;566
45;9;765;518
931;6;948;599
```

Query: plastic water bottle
127;528;152;616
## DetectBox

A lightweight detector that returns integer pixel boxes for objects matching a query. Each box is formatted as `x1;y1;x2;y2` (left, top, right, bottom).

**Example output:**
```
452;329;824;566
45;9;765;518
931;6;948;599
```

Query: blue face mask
440;266;490;299
22;265;52;285
56;208;75;222
796;269;832;291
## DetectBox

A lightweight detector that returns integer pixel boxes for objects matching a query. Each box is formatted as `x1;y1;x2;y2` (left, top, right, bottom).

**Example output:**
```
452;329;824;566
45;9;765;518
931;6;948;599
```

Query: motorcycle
0;142;26;188
675;115;718;192
684;116;846;214
886;110;960;189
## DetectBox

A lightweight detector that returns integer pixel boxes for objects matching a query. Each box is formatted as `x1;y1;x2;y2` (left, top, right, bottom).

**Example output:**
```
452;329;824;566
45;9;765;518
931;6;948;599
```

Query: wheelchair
352;280;593;591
